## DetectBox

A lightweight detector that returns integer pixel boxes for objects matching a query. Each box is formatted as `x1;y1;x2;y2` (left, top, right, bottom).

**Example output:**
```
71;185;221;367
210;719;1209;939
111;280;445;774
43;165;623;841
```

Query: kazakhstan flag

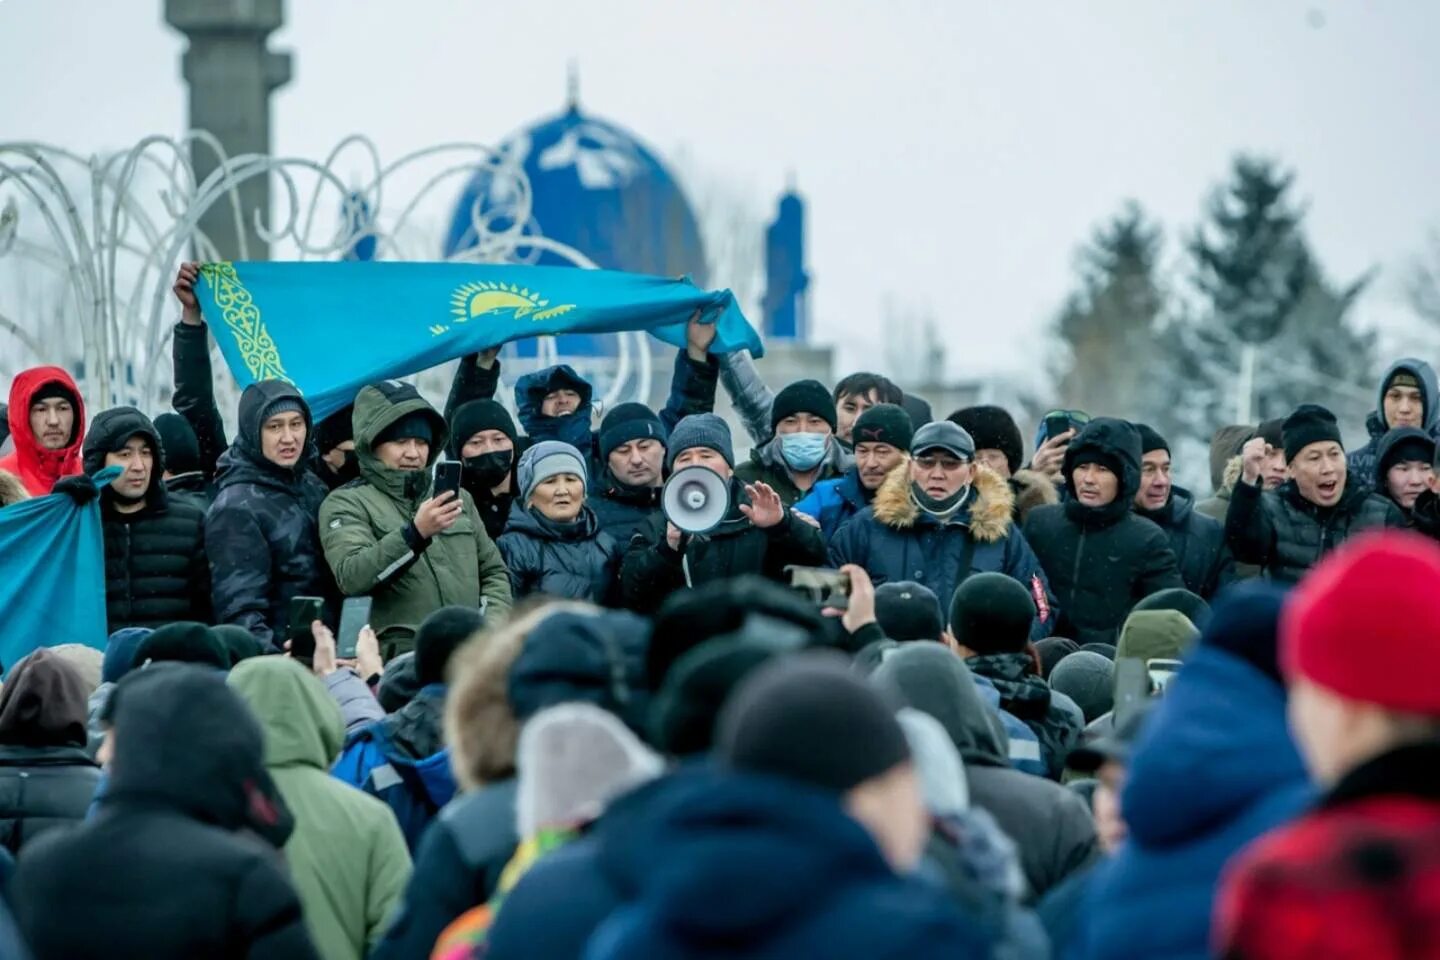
194;262;766;420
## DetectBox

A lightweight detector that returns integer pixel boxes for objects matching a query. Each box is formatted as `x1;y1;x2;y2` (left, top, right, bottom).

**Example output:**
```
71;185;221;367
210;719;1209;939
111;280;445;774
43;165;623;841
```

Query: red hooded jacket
0;367;87;495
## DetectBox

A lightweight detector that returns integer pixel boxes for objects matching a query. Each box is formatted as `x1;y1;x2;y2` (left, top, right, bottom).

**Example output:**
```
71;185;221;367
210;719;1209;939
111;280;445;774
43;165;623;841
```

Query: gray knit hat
518;441;588;502
665;413;734;470
1049;651;1116;724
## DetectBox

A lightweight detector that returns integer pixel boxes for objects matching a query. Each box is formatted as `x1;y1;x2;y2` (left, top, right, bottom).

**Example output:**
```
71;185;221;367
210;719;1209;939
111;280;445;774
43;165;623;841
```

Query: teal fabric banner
0;468;116;676
195;262;764;420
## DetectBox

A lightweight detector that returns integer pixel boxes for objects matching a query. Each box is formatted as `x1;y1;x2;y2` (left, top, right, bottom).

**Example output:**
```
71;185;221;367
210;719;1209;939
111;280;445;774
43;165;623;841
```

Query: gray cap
518;440;589;502
911;421;975;461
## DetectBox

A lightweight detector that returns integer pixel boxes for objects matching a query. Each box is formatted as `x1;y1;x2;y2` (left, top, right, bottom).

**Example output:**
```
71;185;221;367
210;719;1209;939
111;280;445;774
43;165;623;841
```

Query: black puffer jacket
590;474;664;545
1135;486;1233;599
0;745;100;856
497;504;622;604
620;477;827;614
1023;419;1185;646
83;408;210;630
1224;475;1406;585
205;382;333;649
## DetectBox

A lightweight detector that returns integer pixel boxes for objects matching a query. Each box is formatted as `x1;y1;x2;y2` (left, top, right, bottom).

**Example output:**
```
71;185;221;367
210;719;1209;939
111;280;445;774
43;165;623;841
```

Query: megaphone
662;466;731;535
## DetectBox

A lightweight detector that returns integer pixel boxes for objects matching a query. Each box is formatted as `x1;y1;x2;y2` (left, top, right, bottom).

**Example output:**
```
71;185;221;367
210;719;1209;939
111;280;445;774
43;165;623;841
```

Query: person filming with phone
320;381;511;659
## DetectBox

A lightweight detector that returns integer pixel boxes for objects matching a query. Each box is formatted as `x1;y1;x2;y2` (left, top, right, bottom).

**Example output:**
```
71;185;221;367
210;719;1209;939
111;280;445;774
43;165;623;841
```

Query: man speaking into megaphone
620;414;827;612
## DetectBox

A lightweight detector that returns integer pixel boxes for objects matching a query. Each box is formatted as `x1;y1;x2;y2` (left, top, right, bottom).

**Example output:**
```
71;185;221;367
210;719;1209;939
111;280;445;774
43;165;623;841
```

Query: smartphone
1147;658;1183;694
434;460;463;499
1113;657;1150;729
337;596;373;660
287;595;324;664
785;565;851;610
1044;413;1073;444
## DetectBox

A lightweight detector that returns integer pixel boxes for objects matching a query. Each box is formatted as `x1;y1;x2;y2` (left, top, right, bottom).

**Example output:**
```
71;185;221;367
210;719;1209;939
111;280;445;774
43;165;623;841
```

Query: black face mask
464;450;514;489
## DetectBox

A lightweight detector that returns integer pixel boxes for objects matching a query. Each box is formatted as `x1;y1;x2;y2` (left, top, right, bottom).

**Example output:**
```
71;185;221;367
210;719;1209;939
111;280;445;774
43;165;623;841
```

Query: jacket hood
3;365;86;491
352;380;449;502
82;407;165;500
1374;426;1436;488
1372;357;1440;434
0;648;90;748
1218;455;1245;499
1208;425;1256;491
872;461;1014;543
1063;418;1142;526
515;365;594;448
104;664;285;837
227;656;344;771
506;502;603;543
1116;610;1199;663
1122;645;1310;847
217;379;317;490
869;641;1009;767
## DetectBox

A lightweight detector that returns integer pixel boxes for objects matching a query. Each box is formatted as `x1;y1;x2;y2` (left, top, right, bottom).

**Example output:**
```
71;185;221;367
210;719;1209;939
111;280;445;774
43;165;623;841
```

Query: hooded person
0;649;102;855
82;407;210;631
497;441;622;604
152;411;211;503
792;403;913;542
1072;582;1311;960
1345;357;1440;487
319;381;511;658
1372;426;1436;518
11;664;318;960
947;572;1085;779
1196;424;1257;521
0;366;85;496
735;379;855;507
1216;533;1440;960
228;656;411;960
333;606;482;849
1196;420;1287;579
1226;403;1405;584
206;380;333;649
949;404;1059;526
1130;423;1234;599
1408;434;1440;543
448;398;519;540
311;403;360;492
581;653;997;960
620;414;826;613
870;641;1098;900
830;420;1058;643
1022;418;1184;645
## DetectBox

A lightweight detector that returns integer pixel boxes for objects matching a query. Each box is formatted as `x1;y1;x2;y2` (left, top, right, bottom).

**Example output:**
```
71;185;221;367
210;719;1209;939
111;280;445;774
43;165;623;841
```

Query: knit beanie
213;624;267;669
103;628;152;684
132;622;229;672
1282;404;1343;462
1386;367;1422;392
415;606;485;687
450;399;517;454
851;403;914;452
1035;637;1081;678
517;441;588;502
599;402;667;462
874;581;943;642
1116;610;1199;663
375;410;435;448
1133;588;1212;632
260;396;305;425
649;639;776;756
948;572;1036;655
1257;418;1285;451
716;652;910;793
1199;580;1286;687
665;413;734;470
1049;651;1116;724
949;406;1023;474
31;381;78;407
378;653;419;713
153;413;201;475
771;380;837;433
1133;423;1169;455
1281;530;1440;715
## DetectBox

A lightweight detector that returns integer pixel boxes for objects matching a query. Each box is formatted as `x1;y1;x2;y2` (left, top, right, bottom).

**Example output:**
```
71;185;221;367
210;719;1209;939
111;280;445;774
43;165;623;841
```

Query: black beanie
450;400;517;455
1133;423;1169;455
132;622;229;672
376;410;435;448
771;380;837;432
415;606;485;687
1257;418;1285;450
649;639;775;756
1282;404;1343;462
851;403;914;452
948;572;1036;655
716;652;910;793
1133;587;1212;631
599;402;667;462
213;624;267;668
153;413;201;476
1035;636;1081;679
315;404;355;455
949;405;1024;474
31;381;78;407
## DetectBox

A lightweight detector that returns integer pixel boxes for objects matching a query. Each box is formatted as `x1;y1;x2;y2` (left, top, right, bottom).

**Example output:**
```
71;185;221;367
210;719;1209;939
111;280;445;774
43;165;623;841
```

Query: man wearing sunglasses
830;421;1057;642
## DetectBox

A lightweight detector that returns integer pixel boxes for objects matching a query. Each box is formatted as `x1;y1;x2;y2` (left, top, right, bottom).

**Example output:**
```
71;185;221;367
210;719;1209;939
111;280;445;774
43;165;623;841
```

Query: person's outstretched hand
686;308;717;362
52;474;98;506
311;620;338;677
173;262;203;326
740;482;784;529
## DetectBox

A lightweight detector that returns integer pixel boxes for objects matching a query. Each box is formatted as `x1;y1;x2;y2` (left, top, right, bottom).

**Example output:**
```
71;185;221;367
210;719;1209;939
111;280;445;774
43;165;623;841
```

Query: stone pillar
165;0;292;260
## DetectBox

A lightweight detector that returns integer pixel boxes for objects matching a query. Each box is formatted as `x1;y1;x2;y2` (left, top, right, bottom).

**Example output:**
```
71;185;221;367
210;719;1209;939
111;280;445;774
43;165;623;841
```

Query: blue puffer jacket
1073;645;1312;960
830;463;1058;642
793;468;872;542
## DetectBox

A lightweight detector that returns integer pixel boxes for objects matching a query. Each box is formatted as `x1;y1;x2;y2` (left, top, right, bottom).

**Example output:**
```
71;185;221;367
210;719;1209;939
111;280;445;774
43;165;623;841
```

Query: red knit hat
1281;530;1440;716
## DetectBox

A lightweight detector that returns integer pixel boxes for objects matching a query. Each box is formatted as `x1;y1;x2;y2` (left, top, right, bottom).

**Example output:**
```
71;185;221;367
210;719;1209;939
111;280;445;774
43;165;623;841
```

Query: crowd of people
0;262;1437;959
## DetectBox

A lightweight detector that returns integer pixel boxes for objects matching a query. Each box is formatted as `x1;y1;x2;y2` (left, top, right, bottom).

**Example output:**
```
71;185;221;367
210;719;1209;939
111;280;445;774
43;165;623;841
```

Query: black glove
52;474;99;506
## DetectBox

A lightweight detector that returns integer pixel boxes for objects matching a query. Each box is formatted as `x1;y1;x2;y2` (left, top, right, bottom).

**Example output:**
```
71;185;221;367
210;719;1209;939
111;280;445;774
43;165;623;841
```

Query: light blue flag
0;468;116;676
195;261;765;420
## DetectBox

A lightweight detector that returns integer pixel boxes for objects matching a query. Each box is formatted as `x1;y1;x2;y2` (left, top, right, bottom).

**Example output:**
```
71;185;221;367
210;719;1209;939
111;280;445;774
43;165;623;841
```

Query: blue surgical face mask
779;432;829;471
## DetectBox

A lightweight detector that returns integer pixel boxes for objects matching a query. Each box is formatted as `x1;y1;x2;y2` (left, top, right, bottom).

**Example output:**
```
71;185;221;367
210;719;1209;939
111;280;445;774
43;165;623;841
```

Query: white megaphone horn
662;466;731;535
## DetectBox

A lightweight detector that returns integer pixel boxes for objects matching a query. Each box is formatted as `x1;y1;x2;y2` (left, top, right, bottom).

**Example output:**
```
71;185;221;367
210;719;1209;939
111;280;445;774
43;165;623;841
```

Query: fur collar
872;462;1014;543
1219;455;1245;498
1010;469;1058;523
0;469;29;508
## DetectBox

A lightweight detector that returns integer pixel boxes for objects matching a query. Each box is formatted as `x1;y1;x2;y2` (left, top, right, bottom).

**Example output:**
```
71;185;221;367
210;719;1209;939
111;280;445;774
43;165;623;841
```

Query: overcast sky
3;0;1438;385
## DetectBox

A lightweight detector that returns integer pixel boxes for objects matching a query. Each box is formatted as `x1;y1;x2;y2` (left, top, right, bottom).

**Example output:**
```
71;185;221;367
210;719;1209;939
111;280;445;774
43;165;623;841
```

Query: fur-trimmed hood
1218;454;1245;499
0;468;28;507
872;461;1014;543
